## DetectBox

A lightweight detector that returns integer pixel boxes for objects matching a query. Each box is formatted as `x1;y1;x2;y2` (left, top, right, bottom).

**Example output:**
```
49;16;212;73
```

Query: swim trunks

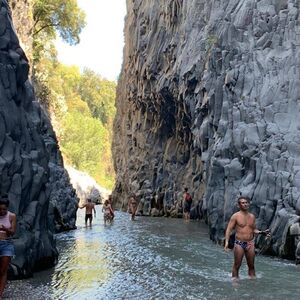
85;214;93;222
234;239;254;251
184;201;192;213
0;240;15;257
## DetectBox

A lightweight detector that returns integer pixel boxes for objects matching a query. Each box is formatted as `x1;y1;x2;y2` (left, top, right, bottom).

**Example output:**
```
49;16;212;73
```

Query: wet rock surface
113;0;300;259
0;0;78;278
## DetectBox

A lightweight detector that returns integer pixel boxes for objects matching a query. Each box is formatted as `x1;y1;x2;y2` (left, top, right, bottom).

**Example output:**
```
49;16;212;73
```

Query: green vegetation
32;0;86;62
31;0;116;189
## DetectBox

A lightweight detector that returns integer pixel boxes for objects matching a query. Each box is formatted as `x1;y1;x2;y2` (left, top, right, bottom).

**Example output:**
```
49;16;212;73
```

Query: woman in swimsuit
0;197;16;299
102;200;113;225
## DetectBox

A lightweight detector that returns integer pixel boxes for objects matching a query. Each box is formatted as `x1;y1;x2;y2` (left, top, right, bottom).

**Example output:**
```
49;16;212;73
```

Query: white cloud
55;0;127;81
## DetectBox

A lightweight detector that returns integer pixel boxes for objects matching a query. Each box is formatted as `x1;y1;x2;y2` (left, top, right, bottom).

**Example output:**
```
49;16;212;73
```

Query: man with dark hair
224;196;270;279
79;198;96;227
0;196;16;299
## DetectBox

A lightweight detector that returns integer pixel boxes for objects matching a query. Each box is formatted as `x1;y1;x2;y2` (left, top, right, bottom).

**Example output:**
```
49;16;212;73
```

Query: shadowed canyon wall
1;0;78;278
113;0;300;259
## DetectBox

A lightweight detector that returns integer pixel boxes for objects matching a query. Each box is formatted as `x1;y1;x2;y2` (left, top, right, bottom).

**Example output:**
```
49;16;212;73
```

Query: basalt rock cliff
113;0;300;259
0;0;78;278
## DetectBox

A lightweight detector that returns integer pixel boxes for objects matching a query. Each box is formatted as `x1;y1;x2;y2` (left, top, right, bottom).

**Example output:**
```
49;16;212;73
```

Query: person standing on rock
0;197;16;299
128;195;138;221
79;198;96;227
183;188;192;220
224;196;270;279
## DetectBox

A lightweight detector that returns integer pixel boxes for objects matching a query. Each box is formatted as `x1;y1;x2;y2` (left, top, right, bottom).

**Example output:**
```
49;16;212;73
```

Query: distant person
0;197;16;299
128;195;138;221
108;195;115;220
102;200;113;225
79;198;96;227
224;196;270;279
183;188;192;220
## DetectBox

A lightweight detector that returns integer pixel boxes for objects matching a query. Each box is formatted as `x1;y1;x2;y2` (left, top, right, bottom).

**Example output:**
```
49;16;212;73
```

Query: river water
6;206;300;300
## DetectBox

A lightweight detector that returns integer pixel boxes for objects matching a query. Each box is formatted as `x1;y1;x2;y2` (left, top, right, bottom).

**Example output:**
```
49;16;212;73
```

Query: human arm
254;228;270;236
224;215;236;251
127;199;131;212
0;213;16;237
78;203;86;209
93;205;96;216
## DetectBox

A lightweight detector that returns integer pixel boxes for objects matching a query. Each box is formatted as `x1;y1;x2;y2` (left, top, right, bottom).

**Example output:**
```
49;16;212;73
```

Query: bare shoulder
9;212;16;219
231;212;239;219
248;212;256;219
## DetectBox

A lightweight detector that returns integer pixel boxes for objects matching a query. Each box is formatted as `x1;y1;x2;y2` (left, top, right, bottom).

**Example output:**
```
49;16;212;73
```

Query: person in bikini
0;197;16;299
79;198;96;227
102;200;113;225
224;196;270;279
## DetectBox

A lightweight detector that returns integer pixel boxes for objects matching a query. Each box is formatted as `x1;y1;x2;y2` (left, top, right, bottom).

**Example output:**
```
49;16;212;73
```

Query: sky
55;0;127;81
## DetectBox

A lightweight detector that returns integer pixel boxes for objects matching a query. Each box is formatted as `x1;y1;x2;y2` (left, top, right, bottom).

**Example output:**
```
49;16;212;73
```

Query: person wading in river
79;198;96;227
224;196;270;279
183;187;192;220
0;197;16;300
102;199;114;225
107;195;115;220
128;195;138;221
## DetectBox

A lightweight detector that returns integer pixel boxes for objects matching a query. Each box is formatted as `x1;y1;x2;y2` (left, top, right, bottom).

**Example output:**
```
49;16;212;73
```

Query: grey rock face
0;0;78;278
113;0;300;259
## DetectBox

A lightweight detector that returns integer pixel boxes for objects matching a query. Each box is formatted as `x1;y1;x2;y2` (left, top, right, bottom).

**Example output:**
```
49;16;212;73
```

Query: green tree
32;0;86;44
60;110;114;188
79;69;116;125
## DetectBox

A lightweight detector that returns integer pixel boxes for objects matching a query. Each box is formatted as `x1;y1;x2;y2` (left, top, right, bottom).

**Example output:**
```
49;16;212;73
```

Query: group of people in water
0;191;286;299
77;191;273;280
79;194;138;226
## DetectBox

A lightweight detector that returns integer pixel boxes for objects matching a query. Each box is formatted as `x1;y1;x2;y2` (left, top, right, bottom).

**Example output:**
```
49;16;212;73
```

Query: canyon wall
1;0;78;278
113;0;300;259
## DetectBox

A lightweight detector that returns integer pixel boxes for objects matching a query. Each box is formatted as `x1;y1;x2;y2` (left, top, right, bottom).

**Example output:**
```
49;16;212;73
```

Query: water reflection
6;206;300;299
51;223;113;299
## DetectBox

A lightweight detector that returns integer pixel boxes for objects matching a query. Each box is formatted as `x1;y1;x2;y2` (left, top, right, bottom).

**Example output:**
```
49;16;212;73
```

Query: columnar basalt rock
0;0;78;278
113;0;300;259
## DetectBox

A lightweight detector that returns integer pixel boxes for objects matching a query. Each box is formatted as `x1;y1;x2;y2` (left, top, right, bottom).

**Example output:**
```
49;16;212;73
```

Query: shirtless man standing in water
79;198;96;227
224;196;270;279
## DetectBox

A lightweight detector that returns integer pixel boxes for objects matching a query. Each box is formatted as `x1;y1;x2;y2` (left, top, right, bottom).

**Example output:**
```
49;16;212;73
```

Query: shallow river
6;206;300;300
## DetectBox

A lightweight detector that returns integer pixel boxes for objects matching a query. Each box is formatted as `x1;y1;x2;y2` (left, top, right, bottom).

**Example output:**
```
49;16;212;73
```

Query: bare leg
0;256;10;299
245;246;256;278
131;210;136;221
232;245;244;278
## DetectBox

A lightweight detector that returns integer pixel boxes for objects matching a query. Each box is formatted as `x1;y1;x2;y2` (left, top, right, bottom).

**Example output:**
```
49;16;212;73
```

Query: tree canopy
32;0;86;44
30;0;115;189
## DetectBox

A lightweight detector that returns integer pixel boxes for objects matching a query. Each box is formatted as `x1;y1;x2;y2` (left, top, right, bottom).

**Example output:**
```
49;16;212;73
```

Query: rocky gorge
113;0;300;260
0;0;78;278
